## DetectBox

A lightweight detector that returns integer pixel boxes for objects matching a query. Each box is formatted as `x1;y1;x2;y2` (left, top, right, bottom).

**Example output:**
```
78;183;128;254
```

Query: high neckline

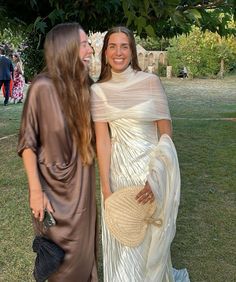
111;66;136;82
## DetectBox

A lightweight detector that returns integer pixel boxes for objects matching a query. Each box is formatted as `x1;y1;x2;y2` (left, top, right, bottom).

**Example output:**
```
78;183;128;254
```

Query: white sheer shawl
91;66;171;122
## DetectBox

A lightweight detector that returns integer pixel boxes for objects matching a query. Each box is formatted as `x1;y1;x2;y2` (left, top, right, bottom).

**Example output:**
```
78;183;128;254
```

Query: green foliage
0;21;26;55
135;36;170;51
167;27;236;78
2;0;236;38
21;34;44;82
1;0;235;77
121;0;236;38
157;63;167;77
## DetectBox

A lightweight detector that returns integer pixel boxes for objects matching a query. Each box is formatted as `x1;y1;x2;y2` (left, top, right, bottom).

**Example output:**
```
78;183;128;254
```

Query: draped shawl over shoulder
91;66;171;122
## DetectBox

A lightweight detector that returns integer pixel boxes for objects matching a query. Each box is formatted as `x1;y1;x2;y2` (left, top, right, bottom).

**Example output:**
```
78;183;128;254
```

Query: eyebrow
108;43;129;46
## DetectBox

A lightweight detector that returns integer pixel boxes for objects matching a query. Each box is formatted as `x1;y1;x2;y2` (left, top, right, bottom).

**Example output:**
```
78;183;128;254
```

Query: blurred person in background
0;47;14;106
11;53;25;103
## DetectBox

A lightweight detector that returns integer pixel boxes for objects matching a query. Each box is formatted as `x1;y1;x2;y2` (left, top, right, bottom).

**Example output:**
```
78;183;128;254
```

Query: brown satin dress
18;75;98;282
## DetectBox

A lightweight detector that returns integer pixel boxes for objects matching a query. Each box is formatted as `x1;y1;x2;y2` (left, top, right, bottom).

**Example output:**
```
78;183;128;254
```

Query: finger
142;195;152;204
38;209;45;222
33;211;40;219
46;202;54;213
141;192;155;204
137;192;149;203
136;188;149;199
148;195;155;203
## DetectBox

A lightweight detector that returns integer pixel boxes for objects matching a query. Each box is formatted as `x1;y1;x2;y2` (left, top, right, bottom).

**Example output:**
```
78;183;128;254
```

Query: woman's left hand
135;181;155;204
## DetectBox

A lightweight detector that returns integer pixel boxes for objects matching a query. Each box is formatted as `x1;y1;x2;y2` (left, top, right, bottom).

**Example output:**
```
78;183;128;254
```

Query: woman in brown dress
18;23;98;282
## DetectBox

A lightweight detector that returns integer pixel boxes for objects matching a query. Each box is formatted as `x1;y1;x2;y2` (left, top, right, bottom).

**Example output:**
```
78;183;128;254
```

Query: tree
0;0;235;79
135;36;170;51
167;26;236;78
0;0;235;38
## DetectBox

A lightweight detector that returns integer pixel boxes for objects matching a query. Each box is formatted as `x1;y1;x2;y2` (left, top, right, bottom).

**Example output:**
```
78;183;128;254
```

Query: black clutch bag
32;235;65;282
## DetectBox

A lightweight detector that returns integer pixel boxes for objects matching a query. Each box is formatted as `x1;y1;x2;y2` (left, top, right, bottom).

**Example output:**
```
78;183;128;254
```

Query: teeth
114;59;123;62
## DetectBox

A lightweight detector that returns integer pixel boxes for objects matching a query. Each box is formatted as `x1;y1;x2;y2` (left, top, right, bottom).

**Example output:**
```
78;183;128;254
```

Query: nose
115;47;122;56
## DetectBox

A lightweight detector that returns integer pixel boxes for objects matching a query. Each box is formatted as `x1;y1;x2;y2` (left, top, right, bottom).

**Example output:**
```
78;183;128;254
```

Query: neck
110;66;136;82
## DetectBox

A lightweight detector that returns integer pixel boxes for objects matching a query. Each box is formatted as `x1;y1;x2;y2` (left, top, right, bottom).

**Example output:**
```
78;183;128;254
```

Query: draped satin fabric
91;67;190;282
18;75;98;282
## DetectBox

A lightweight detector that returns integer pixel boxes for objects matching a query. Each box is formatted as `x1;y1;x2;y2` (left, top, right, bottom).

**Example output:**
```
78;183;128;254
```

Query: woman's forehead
79;29;87;41
108;32;129;44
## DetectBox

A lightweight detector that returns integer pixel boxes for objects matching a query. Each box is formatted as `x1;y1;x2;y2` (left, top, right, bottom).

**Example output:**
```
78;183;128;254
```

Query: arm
10;61;14;79
22;148;53;221
17;62;23;75
94;122;112;201
156;119;172;138
136;119;172;204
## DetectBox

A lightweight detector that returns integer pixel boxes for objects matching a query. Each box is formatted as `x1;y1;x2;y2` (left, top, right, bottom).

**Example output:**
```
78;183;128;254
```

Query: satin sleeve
17;81;41;157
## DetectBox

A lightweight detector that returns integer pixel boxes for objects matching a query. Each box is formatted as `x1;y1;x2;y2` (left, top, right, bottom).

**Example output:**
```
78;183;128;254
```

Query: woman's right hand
30;191;54;222
30;189;44;221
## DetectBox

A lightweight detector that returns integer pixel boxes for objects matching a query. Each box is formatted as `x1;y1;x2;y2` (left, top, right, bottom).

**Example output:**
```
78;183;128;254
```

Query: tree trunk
219;59;224;79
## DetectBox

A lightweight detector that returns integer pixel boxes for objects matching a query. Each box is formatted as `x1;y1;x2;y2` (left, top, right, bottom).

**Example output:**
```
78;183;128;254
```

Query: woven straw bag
104;186;163;247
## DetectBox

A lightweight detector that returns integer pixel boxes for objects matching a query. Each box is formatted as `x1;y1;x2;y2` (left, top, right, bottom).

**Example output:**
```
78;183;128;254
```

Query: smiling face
79;29;93;67
105;32;132;73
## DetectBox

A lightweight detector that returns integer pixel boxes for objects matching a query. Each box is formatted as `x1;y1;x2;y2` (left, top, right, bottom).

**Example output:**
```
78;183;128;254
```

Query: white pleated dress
91;67;190;282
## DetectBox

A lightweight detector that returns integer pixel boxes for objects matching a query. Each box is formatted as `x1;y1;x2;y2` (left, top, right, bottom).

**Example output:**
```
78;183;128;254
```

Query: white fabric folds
91;66;171;122
91;67;190;282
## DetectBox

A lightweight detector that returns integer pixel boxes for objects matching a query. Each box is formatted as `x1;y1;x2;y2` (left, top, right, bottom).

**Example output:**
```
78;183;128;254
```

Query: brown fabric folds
18;75;98;282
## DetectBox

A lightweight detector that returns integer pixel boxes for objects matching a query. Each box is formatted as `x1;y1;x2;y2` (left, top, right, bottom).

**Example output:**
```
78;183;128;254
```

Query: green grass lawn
0;76;235;281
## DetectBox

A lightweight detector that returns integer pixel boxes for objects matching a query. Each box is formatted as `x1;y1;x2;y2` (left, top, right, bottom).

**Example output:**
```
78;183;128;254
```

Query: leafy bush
0;23;26;55
157;63;167;77
0;21;43;82
21;34;44;82
167;27;236;78
135;36;170;51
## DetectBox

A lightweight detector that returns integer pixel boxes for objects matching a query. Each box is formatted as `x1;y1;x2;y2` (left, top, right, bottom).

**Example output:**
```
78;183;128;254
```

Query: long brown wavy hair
98;26;141;83
44;23;94;165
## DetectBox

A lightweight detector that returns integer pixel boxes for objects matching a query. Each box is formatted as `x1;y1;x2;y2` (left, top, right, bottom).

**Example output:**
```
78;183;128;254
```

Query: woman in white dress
91;26;190;282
